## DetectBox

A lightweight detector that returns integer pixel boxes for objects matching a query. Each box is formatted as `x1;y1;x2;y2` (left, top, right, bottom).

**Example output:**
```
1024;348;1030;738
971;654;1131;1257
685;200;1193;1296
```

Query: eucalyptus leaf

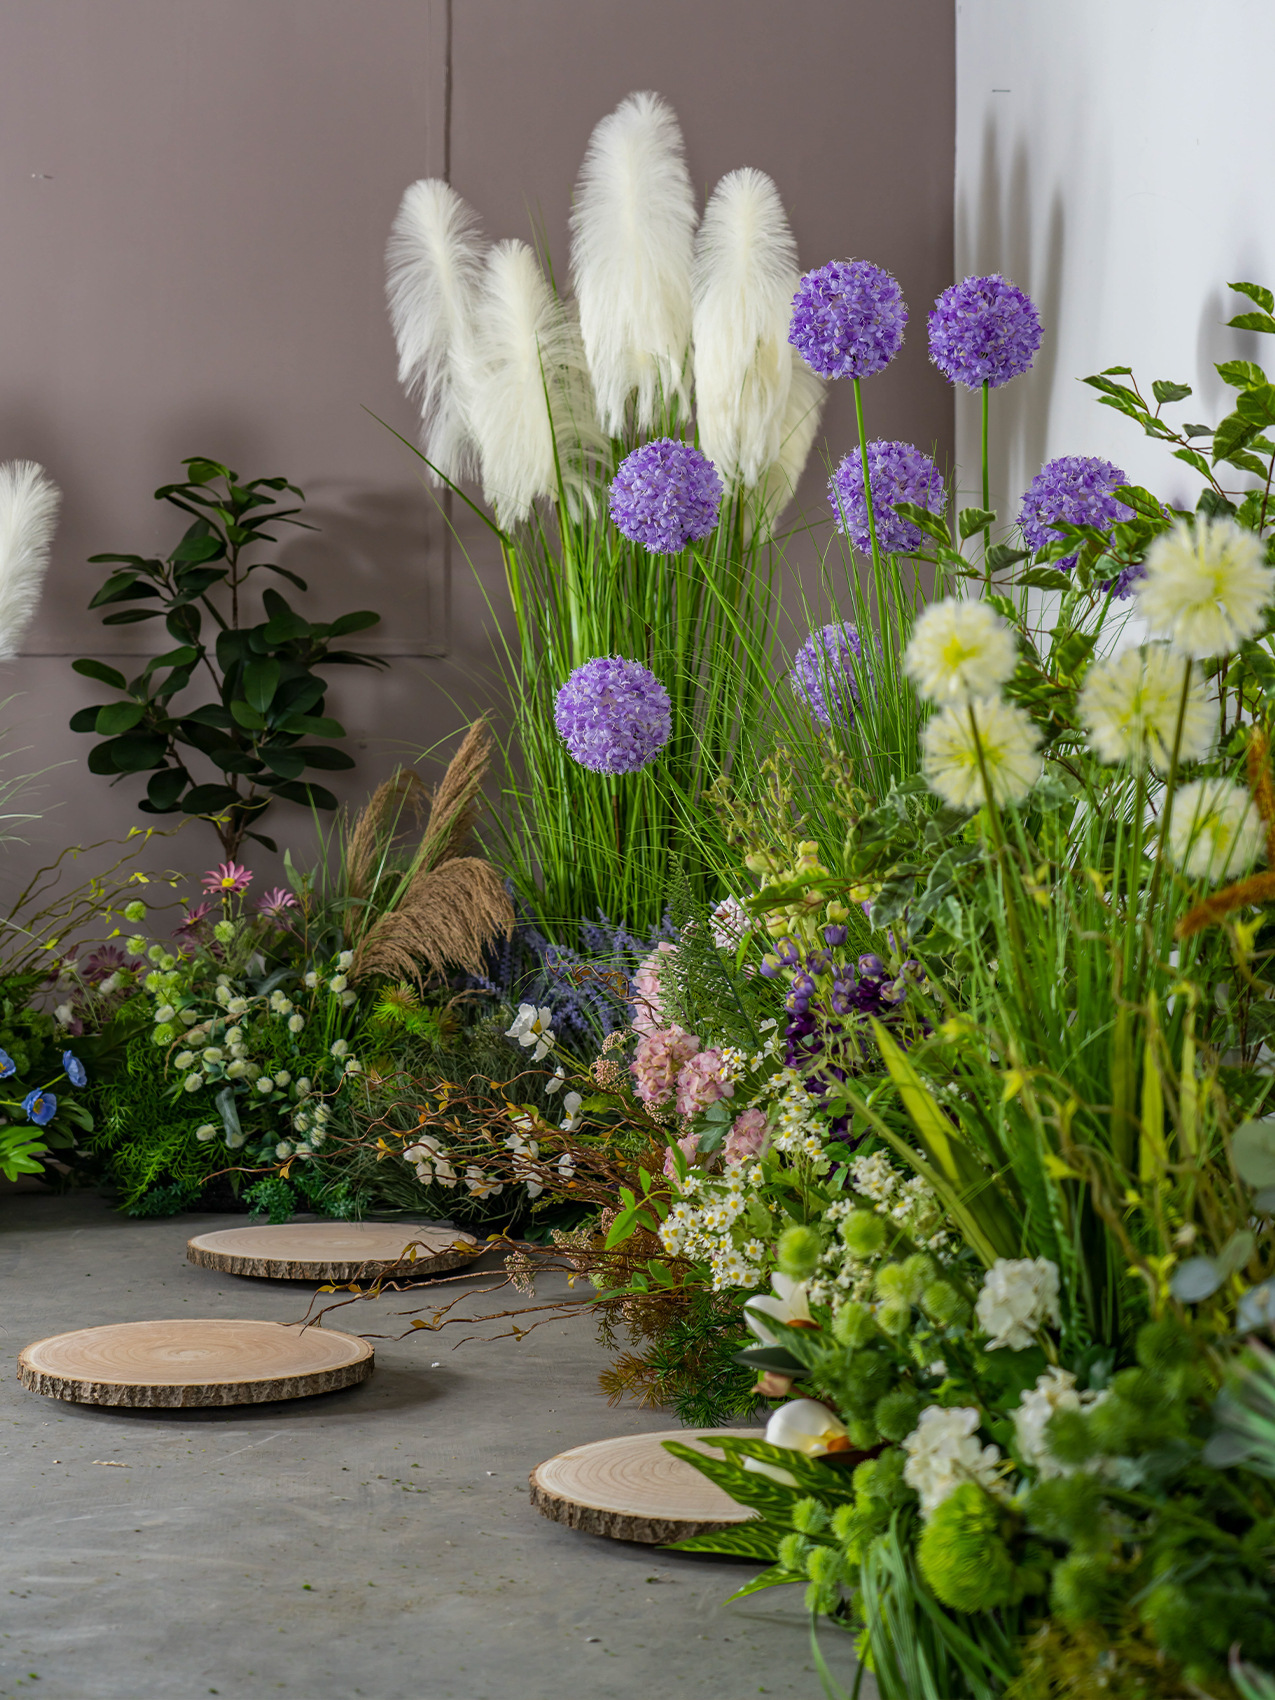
1233;1119;1275;1189
1170;1257;1223;1303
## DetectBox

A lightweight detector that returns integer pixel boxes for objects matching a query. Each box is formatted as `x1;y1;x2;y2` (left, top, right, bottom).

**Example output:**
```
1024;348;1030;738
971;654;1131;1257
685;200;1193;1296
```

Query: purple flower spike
789;260;907;381
830;440;946;557
1018;456;1132;570
790;622;869;729
609;438;723;554
928;273;1043;390
554;657;671;775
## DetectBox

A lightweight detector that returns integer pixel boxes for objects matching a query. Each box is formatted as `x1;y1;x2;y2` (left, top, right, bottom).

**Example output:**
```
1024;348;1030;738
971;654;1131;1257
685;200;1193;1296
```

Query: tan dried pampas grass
351;856;512;983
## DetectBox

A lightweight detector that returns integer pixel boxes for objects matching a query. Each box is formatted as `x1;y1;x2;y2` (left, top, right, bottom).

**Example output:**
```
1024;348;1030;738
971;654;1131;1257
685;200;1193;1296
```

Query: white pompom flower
904;598;1018;704
975;1257;1061;1351
902;1405;1006;1518
921;695;1042;811
1012;1367;1108;1480
1079;644;1212;771
1135;516;1274;658
1168;778;1265;883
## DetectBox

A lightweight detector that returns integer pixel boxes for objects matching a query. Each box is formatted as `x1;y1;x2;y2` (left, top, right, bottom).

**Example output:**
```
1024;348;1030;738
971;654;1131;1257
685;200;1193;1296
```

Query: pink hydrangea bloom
631;941;678;1037
631;1025;699;1108
663;1129;701;1178
725;1107;769;1161
674;1048;734;1118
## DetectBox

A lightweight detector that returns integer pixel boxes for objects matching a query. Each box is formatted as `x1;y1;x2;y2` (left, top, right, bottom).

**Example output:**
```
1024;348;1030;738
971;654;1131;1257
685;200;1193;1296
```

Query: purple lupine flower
789;260;907;381
927;274;1043;390
1018;456;1133;569
608;439;723;554
554;657;671;775
830;440;946;556
789;622;868;728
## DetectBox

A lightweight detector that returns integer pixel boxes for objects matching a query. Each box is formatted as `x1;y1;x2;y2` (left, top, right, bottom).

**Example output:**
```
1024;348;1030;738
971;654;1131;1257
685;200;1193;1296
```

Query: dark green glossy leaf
182;784;242;814
986;544;1029;571
245;830;279;853
180;705;234;729
260;747;306;780
94;701;146;736
268;779;338;809
69;705;102;733
140;645;199;678
166;606;202;645
261;563;308;592
327;609;381;637
89;733;169;774
263;611;311;644
181;458;231;486
242;659;280;714
891;501;950;545
145;766;189;810
1018;567;1072;590
72;658;127;689
230;699;268;731
957;507;996;541
1172;447;1213;478
1212;411;1259;463
298;746;355;771
101;607;164;626
88;572;158;609
169;531;225;566
279;713;345;738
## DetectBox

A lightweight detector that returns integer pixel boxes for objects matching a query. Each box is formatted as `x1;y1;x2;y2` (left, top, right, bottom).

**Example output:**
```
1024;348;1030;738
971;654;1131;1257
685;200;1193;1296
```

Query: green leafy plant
70;457;385;857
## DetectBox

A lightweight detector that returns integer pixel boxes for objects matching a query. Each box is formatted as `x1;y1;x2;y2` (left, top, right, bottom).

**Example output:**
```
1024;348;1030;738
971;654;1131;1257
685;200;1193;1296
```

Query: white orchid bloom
560;1090;583;1132
505;1003;556;1060
744;1272;813;1345
544;1064;567;1095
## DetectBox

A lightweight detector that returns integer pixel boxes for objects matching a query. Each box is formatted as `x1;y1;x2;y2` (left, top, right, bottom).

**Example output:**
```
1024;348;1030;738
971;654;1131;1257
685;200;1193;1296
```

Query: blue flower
0;1049;15;1079
62;1051;88;1088
23;1089;57;1127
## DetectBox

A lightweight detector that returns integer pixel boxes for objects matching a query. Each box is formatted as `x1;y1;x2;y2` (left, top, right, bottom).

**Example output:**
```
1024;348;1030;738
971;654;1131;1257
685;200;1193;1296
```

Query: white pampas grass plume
464;240;603;525
754;355;826;532
692;168;800;490
0;462;59;660
386;179;487;482
570;91;697;435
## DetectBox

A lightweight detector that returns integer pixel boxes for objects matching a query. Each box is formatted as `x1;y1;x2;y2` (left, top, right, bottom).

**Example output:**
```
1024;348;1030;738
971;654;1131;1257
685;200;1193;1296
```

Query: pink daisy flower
257;887;298;925
202;861;253;897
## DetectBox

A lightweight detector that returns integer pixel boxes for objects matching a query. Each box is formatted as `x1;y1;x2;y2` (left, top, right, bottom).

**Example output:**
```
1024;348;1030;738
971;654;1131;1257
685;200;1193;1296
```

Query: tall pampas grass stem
0;462;59;661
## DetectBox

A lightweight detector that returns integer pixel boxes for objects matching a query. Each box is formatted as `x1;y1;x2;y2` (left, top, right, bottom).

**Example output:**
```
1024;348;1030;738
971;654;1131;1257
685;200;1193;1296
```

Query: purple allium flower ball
790;622;868;728
1018;456;1133;569
788;260;908;381
927;273;1043;390
554;657;671;775
608;438;723;554
830;439;946;556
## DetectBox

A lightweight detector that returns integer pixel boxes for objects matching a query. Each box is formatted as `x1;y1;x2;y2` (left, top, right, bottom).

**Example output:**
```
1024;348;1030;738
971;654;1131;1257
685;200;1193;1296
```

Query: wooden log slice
186;1221;480;1282
17;1318;374;1408
529;1427;761;1544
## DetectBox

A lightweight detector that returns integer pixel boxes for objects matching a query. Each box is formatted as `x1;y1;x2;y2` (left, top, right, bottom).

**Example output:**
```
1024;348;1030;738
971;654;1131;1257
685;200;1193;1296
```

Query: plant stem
852;377;884;591
982;379;992;589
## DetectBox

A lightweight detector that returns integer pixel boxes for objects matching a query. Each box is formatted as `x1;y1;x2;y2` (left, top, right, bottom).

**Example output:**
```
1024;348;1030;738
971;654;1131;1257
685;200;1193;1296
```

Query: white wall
955;0;1275;531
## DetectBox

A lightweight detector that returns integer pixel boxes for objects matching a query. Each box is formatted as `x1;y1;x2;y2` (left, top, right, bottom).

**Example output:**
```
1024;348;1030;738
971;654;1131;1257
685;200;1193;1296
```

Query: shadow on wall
955;110;1066;527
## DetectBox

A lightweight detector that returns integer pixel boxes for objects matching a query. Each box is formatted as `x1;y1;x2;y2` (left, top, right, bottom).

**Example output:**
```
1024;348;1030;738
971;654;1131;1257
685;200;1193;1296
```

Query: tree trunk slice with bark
529;1427;761;1544
18;1318;374;1408
186;1221;480;1282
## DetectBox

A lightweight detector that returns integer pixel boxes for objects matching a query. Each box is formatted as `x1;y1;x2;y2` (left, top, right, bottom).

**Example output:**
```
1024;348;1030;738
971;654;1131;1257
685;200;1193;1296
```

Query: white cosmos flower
904;598;1018;704
505;1002;556;1061
975;1257;1061;1351
744;1272;812;1345
1168;778;1265;883
1079;645;1212;771
560;1090;583;1132
1136;516;1274;658
465;1164;504;1198
921;695;1042;811
902;1405;1006;1518
544;1064;566;1094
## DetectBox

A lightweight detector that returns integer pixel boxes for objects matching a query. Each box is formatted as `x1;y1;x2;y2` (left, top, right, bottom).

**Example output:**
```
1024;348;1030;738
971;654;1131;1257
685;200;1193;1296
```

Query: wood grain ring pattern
17;1317;374;1407
186;1221;480;1282
529;1427;761;1544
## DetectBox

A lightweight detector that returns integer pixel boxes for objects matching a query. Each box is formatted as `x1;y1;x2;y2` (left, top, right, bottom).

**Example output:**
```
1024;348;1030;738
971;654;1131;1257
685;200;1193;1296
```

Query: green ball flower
778;1532;809;1573
873;1387;922;1442
1051;1550;1112;1624
832;1302;876;1348
213;921;235;945
776;1224;822;1280
792;1497;829;1536
920;1280;967;1327
124;900;147;923
841;1209;886;1258
917;1482;1015;1613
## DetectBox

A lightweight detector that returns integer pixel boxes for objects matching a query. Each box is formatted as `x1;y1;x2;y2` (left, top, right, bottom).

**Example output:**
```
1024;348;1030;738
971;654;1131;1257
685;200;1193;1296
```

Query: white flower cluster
975;1256;1061;1351
403;1133;457;1189
658;1157;769;1290
902;1405;1008;1519
506;1003;556;1061
803;1154;949;1310
1011;1367;1108;1481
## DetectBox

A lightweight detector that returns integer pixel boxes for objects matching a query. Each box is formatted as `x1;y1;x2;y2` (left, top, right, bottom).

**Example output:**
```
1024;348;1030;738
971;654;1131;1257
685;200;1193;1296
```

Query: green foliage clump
918;1482;1016;1613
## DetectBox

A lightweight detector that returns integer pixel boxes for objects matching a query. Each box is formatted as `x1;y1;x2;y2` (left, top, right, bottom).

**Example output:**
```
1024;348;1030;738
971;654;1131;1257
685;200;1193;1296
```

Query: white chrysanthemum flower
902;1405;1006;1518
1136;516;1273;658
904;598;1018;703
1079;645;1212;771
975;1257;1061;1350
921;695;1042;811
1168;777;1265;883
1012;1367;1108;1480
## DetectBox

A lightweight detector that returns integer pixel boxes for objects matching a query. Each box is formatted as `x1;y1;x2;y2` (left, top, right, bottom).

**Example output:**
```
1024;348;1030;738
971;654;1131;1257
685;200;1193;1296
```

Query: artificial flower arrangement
371;257;1275;1700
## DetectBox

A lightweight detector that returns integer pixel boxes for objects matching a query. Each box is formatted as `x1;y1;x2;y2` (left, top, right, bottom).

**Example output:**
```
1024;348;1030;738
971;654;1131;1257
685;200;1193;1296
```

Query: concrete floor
1;1194;859;1700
